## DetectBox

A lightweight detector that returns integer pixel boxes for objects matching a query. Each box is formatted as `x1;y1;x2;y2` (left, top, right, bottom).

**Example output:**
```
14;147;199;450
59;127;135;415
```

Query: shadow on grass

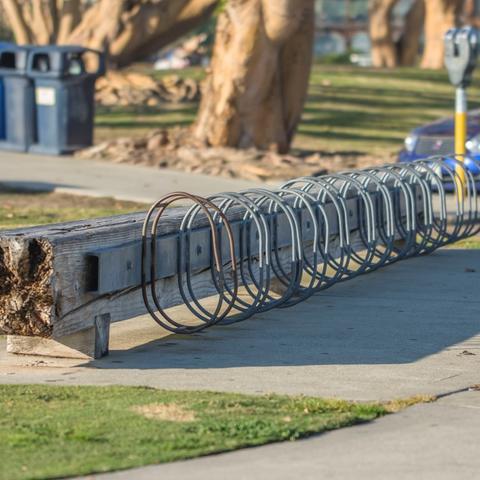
307;92;456;112
96;104;198;117
95;119;193;129
312;65;451;84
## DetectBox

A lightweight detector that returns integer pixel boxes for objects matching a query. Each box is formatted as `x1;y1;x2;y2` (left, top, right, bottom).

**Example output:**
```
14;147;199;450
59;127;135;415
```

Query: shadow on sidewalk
86;249;480;371
0;180;80;194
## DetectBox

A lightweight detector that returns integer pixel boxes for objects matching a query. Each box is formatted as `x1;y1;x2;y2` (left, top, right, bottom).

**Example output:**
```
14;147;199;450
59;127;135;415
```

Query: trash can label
35;87;56;106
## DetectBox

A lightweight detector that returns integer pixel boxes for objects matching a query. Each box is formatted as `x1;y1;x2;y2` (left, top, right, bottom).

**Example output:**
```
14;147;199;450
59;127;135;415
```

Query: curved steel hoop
141;156;480;333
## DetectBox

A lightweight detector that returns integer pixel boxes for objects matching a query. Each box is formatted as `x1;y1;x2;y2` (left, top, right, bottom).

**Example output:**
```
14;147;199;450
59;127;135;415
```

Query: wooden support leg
6;314;111;360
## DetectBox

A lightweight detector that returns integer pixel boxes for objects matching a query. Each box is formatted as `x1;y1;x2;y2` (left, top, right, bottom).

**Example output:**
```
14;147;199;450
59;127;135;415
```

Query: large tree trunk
1;0;218;68
399;0;425;65
368;0;399;68
463;0;476;21
193;0;315;154
57;0;82;44
2;0;32;44
463;0;480;27
421;0;464;69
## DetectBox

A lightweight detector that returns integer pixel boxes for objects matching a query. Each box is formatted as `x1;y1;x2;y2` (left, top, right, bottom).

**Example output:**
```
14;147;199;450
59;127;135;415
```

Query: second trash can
0;44;34;151
0;41;11;141
28;46;105;154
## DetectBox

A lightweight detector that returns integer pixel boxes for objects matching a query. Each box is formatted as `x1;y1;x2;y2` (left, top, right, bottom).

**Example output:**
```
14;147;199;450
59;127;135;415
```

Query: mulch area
79;127;393;182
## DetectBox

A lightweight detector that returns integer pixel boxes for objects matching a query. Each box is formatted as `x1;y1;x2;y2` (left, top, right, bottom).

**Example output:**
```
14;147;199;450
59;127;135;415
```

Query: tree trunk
2;0;32;44
57;0;82;44
399;0;425;66
66;0;126;54
31;0;53;44
463;0;475;21
421;0;464;69
368;0;399;68
463;0;480;27
107;0;218;68
193;0;315;153
1;0;218;68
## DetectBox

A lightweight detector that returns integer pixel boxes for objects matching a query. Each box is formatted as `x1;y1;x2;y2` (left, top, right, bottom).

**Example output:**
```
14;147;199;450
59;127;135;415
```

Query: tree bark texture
1;0;218;68
369;0;399;67
421;0;464;69
399;0;425;66
193;0;315;153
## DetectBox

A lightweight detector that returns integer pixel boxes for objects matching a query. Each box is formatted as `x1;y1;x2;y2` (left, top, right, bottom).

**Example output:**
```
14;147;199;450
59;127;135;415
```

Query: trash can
0;41;11;141
0;44;34;151
27;45;105;154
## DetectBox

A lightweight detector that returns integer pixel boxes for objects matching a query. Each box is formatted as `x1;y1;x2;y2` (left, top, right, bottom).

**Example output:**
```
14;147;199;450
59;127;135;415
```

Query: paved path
84;389;480;480
0;151;263;202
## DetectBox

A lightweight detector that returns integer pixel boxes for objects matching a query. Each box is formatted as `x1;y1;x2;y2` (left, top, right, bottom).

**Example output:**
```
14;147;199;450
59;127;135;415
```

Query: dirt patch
131;403;196;422
79;127;392;182
383;395;436;413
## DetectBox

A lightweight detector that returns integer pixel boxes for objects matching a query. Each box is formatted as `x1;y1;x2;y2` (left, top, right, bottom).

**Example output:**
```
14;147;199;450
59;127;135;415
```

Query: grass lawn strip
0;384;410;480
0;188;147;230
446;237;480;249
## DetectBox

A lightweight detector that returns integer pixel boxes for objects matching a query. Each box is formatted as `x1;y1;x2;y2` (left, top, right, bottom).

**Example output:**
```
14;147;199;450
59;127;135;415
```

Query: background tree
463;0;480;25
368;0;398;67
421;0;464;69
398;0;425;66
194;0;315;153
369;0;426;68
1;0;218;67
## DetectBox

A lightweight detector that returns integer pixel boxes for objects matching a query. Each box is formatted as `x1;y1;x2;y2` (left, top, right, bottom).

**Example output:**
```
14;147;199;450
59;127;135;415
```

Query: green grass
95;65;480;155
0;385;388;480
296;66;479;155
0;189;147;230
95;103;198;143
446;237;480;249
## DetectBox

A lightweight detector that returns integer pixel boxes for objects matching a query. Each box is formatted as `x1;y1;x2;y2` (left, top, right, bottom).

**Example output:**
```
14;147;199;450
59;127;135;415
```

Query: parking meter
444;27;478;88
444;27;479;197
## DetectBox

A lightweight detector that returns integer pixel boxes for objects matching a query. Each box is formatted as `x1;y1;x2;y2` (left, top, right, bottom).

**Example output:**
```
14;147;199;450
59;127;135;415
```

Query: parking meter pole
455;87;467;198
444;26;479;202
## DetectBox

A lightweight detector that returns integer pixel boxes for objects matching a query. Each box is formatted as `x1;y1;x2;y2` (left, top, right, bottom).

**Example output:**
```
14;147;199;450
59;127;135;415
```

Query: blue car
398;110;480;190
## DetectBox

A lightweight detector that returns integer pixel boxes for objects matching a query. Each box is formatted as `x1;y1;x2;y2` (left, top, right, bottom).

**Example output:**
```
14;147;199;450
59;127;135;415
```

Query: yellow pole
455;87;467;201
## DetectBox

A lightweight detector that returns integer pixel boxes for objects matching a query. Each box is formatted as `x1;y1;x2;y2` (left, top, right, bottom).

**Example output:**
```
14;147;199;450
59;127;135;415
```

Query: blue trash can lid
0;44;30;74
28;45;105;79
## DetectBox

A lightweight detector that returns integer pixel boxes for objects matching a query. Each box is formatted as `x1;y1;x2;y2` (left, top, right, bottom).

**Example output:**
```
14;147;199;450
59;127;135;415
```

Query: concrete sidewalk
0;151;264;202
